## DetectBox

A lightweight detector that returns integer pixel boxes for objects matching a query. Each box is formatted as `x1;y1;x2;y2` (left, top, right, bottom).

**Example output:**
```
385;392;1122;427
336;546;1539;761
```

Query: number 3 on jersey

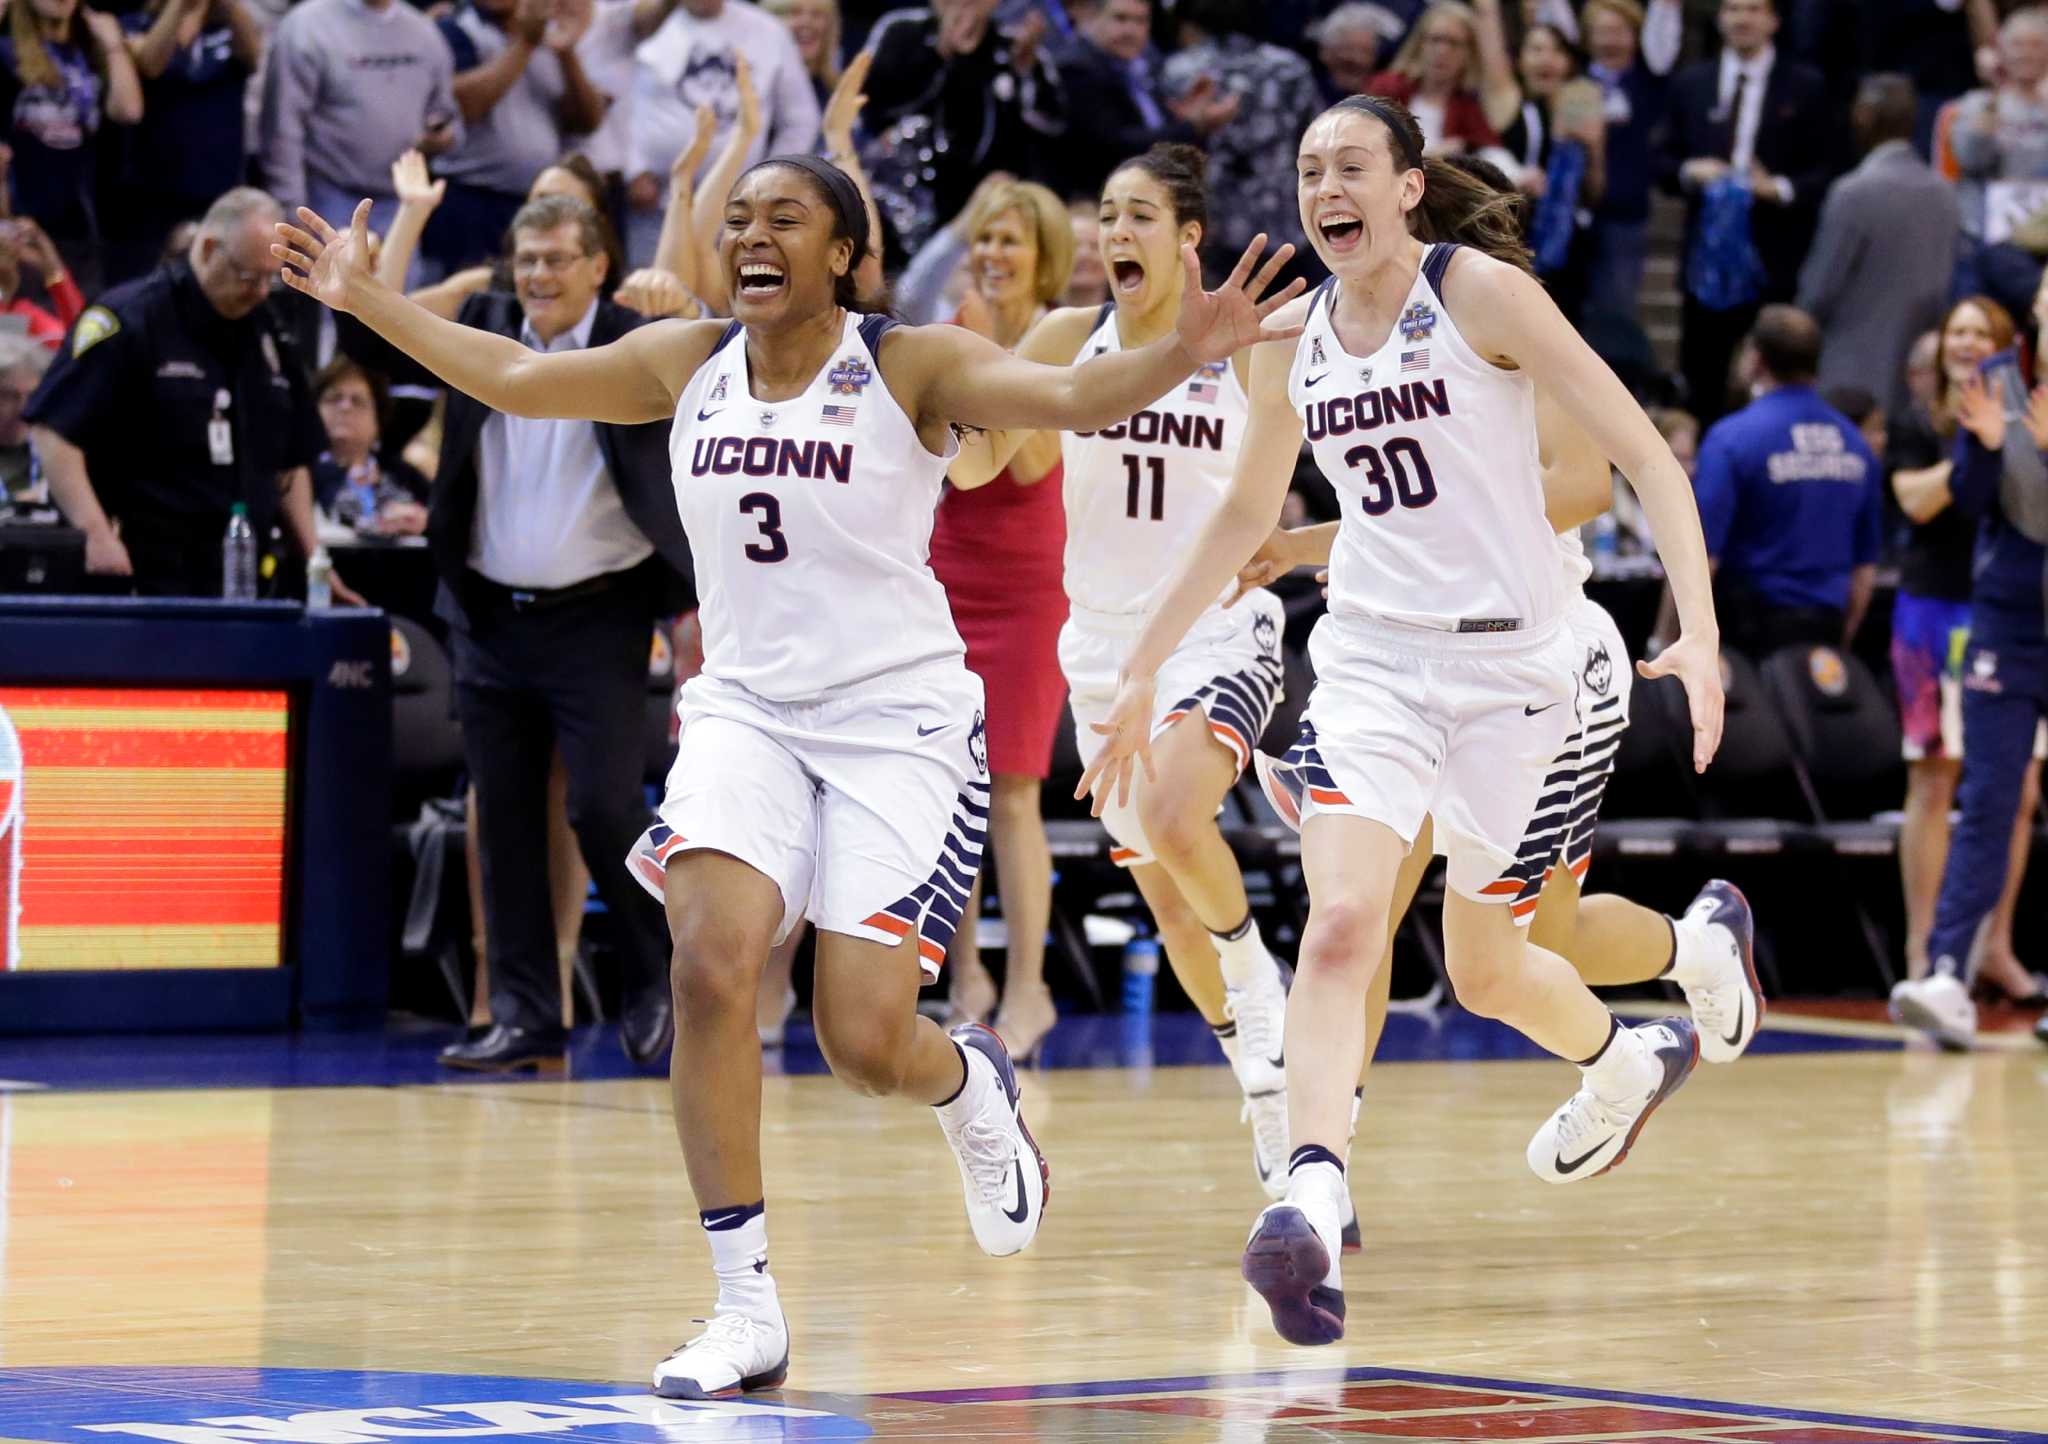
739;492;788;562
1343;438;1437;517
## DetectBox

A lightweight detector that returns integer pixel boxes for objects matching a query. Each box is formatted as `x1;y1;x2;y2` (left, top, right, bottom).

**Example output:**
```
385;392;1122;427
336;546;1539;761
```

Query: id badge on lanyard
208;388;234;467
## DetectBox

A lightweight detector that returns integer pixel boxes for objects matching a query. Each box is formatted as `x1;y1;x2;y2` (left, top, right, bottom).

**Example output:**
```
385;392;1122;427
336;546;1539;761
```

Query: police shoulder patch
71;306;121;359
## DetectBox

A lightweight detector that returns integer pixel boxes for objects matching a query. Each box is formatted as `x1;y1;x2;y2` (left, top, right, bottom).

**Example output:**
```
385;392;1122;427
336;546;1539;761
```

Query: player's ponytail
1411;156;1534;275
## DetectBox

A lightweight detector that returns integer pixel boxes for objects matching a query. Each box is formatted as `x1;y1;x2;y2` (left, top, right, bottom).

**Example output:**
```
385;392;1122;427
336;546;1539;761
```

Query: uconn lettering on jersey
1302;378;1450;441
691;435;854;483
1075;409;1226;450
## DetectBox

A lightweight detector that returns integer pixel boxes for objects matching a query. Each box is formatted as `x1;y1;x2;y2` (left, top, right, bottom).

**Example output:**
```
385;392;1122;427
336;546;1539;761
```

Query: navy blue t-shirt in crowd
0;36;105;237
1693;384;1883;613
119;15;252;205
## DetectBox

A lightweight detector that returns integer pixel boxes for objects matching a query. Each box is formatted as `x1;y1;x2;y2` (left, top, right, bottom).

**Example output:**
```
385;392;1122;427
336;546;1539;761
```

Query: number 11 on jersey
1122;454;1164;521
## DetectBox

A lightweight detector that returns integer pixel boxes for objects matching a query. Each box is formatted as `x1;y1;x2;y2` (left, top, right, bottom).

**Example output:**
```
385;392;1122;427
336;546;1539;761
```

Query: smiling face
721;165;852;326
1296;108;1422;276
1098;166;1199;316
511;218;607;341
1940;302;1999;392
779;0;836;69
969;206;1040;313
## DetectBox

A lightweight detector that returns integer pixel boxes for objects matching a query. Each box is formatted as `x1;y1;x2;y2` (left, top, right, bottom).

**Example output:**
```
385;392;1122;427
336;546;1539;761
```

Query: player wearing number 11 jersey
1076;98;1729;1349
953;145;1298;1211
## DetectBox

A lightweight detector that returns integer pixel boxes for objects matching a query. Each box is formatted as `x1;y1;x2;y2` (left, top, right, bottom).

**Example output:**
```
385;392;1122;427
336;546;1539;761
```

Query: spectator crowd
2;0;2048;1039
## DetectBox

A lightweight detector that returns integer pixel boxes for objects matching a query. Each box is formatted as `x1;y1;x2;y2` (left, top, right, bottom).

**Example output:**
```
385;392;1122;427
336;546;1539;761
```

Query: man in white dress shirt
1656;0;1835;421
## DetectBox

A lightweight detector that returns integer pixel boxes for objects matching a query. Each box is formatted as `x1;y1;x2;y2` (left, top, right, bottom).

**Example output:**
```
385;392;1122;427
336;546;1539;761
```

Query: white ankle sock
1666;913;1721;990
704;1207;778;1321
1580;1020;1656;1103
1213;915;1269;988
934;1043;990;1129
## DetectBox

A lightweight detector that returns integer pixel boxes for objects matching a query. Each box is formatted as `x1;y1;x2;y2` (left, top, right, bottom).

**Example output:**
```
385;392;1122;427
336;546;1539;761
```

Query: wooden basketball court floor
1;1008;2045;1443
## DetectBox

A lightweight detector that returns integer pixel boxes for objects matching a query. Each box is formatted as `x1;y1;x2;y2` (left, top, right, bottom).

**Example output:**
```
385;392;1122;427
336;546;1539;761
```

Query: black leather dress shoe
621;993;675;1066
438;1024;569;1072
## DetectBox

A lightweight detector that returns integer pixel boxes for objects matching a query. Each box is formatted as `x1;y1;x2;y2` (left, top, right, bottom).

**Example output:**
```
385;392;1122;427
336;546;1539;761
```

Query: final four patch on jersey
1399;301;1438;343
71;306;119;358
826;356;872;396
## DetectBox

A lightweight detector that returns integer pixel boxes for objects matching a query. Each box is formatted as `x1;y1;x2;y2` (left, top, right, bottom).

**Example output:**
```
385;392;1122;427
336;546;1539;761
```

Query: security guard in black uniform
25;187;338;599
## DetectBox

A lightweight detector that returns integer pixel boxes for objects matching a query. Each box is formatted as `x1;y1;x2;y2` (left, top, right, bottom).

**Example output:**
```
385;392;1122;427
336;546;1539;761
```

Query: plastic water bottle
1121;935;1159;1016
305;546;334;609
222;504;257;600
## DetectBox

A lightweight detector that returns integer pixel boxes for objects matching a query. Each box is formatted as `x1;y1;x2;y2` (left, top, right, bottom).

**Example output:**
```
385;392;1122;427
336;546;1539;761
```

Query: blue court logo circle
0;1367;874;1442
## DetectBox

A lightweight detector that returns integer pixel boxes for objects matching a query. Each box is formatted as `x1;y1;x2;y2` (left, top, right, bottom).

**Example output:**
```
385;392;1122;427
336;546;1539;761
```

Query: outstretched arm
901;239;1302;437
1075;327;1305;810
945;305;1097;488
274;202;707;424
1453;252;1722;771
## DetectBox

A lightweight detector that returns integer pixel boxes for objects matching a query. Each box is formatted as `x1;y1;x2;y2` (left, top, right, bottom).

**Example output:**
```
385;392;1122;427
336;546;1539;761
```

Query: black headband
741;154;872;268
1332;95;1423;172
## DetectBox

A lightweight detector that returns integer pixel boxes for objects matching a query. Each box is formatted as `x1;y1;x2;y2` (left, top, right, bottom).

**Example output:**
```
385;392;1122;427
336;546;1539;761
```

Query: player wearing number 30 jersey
1076;97;1728;1349
272;155;1307;1400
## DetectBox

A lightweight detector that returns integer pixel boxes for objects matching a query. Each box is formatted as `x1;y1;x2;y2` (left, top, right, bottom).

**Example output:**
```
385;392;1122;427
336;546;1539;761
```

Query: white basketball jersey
1061;304;1249;618
1557;530;1592;591
1288;244;1562;633
671;312;966;702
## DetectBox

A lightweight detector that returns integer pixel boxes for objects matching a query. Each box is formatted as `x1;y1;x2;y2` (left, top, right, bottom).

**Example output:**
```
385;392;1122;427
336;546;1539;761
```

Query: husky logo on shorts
1254;611;1279;657
968;710;989;776
1583;639;1612;697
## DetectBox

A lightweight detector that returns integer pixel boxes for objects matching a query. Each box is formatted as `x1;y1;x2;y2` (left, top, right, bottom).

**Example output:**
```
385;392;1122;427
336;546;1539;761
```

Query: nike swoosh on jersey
697;407;724;421
1524;702;1560;715
1304;372;1329;387
916;722;950;736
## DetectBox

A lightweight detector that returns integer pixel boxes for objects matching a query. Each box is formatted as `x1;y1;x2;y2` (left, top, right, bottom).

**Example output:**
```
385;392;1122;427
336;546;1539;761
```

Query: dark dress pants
447;579;672;1034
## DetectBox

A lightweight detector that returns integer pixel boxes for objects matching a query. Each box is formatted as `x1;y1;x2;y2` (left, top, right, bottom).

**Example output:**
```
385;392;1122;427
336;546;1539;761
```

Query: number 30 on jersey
1342;438;1437;517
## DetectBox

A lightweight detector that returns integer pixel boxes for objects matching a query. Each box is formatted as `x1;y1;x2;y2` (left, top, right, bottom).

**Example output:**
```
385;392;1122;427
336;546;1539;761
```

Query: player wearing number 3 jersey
1077;97;1728;1349
952;145;1299;1211
272;156;1306;1398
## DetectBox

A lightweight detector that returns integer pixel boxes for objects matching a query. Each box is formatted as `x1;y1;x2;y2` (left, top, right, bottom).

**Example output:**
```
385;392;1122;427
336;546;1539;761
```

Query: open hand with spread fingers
1073;672;1158;816
1954;372;2005;452
1636;630;1724;773
272;201;375;315
1175;235;1306;369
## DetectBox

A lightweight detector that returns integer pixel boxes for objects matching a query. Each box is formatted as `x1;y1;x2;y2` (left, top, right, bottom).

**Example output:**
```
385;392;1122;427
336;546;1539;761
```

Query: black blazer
1654;56;1837;297
345;294;694;621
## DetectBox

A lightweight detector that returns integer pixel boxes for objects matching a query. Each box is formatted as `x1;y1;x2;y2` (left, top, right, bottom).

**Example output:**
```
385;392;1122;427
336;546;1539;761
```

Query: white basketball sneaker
1225;957;1291;1199
652;1310;790;1398
1672;881;1766;1063
1527;1018;1700;1183
936;1023;1048;1256
1890;972;1977;1052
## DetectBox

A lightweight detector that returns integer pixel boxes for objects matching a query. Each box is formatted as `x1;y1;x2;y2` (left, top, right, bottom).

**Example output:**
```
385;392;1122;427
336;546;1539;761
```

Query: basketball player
272;163;1303;1395
1078;97;1725;1347
1230;156;1765;1163
951;144;1294;1203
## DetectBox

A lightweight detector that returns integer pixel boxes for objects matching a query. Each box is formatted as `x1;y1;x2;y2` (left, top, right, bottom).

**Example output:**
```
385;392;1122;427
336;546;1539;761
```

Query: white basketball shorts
628;659;990;979
1281;608;1577;914
1062;588;1286;868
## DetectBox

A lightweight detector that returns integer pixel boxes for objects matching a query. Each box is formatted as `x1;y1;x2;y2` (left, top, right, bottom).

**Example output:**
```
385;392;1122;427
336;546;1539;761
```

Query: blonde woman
928;179;1075;1058
0;0;143;276
1364;1;1503;157
763;0;840;108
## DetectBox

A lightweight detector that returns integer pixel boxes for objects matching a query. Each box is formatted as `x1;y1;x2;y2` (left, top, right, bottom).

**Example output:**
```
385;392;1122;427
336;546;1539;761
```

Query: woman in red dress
929;180;1076;1060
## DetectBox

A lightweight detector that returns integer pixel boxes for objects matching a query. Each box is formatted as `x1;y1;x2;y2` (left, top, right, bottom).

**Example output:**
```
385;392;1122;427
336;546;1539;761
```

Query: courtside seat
1759;643;1905;849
